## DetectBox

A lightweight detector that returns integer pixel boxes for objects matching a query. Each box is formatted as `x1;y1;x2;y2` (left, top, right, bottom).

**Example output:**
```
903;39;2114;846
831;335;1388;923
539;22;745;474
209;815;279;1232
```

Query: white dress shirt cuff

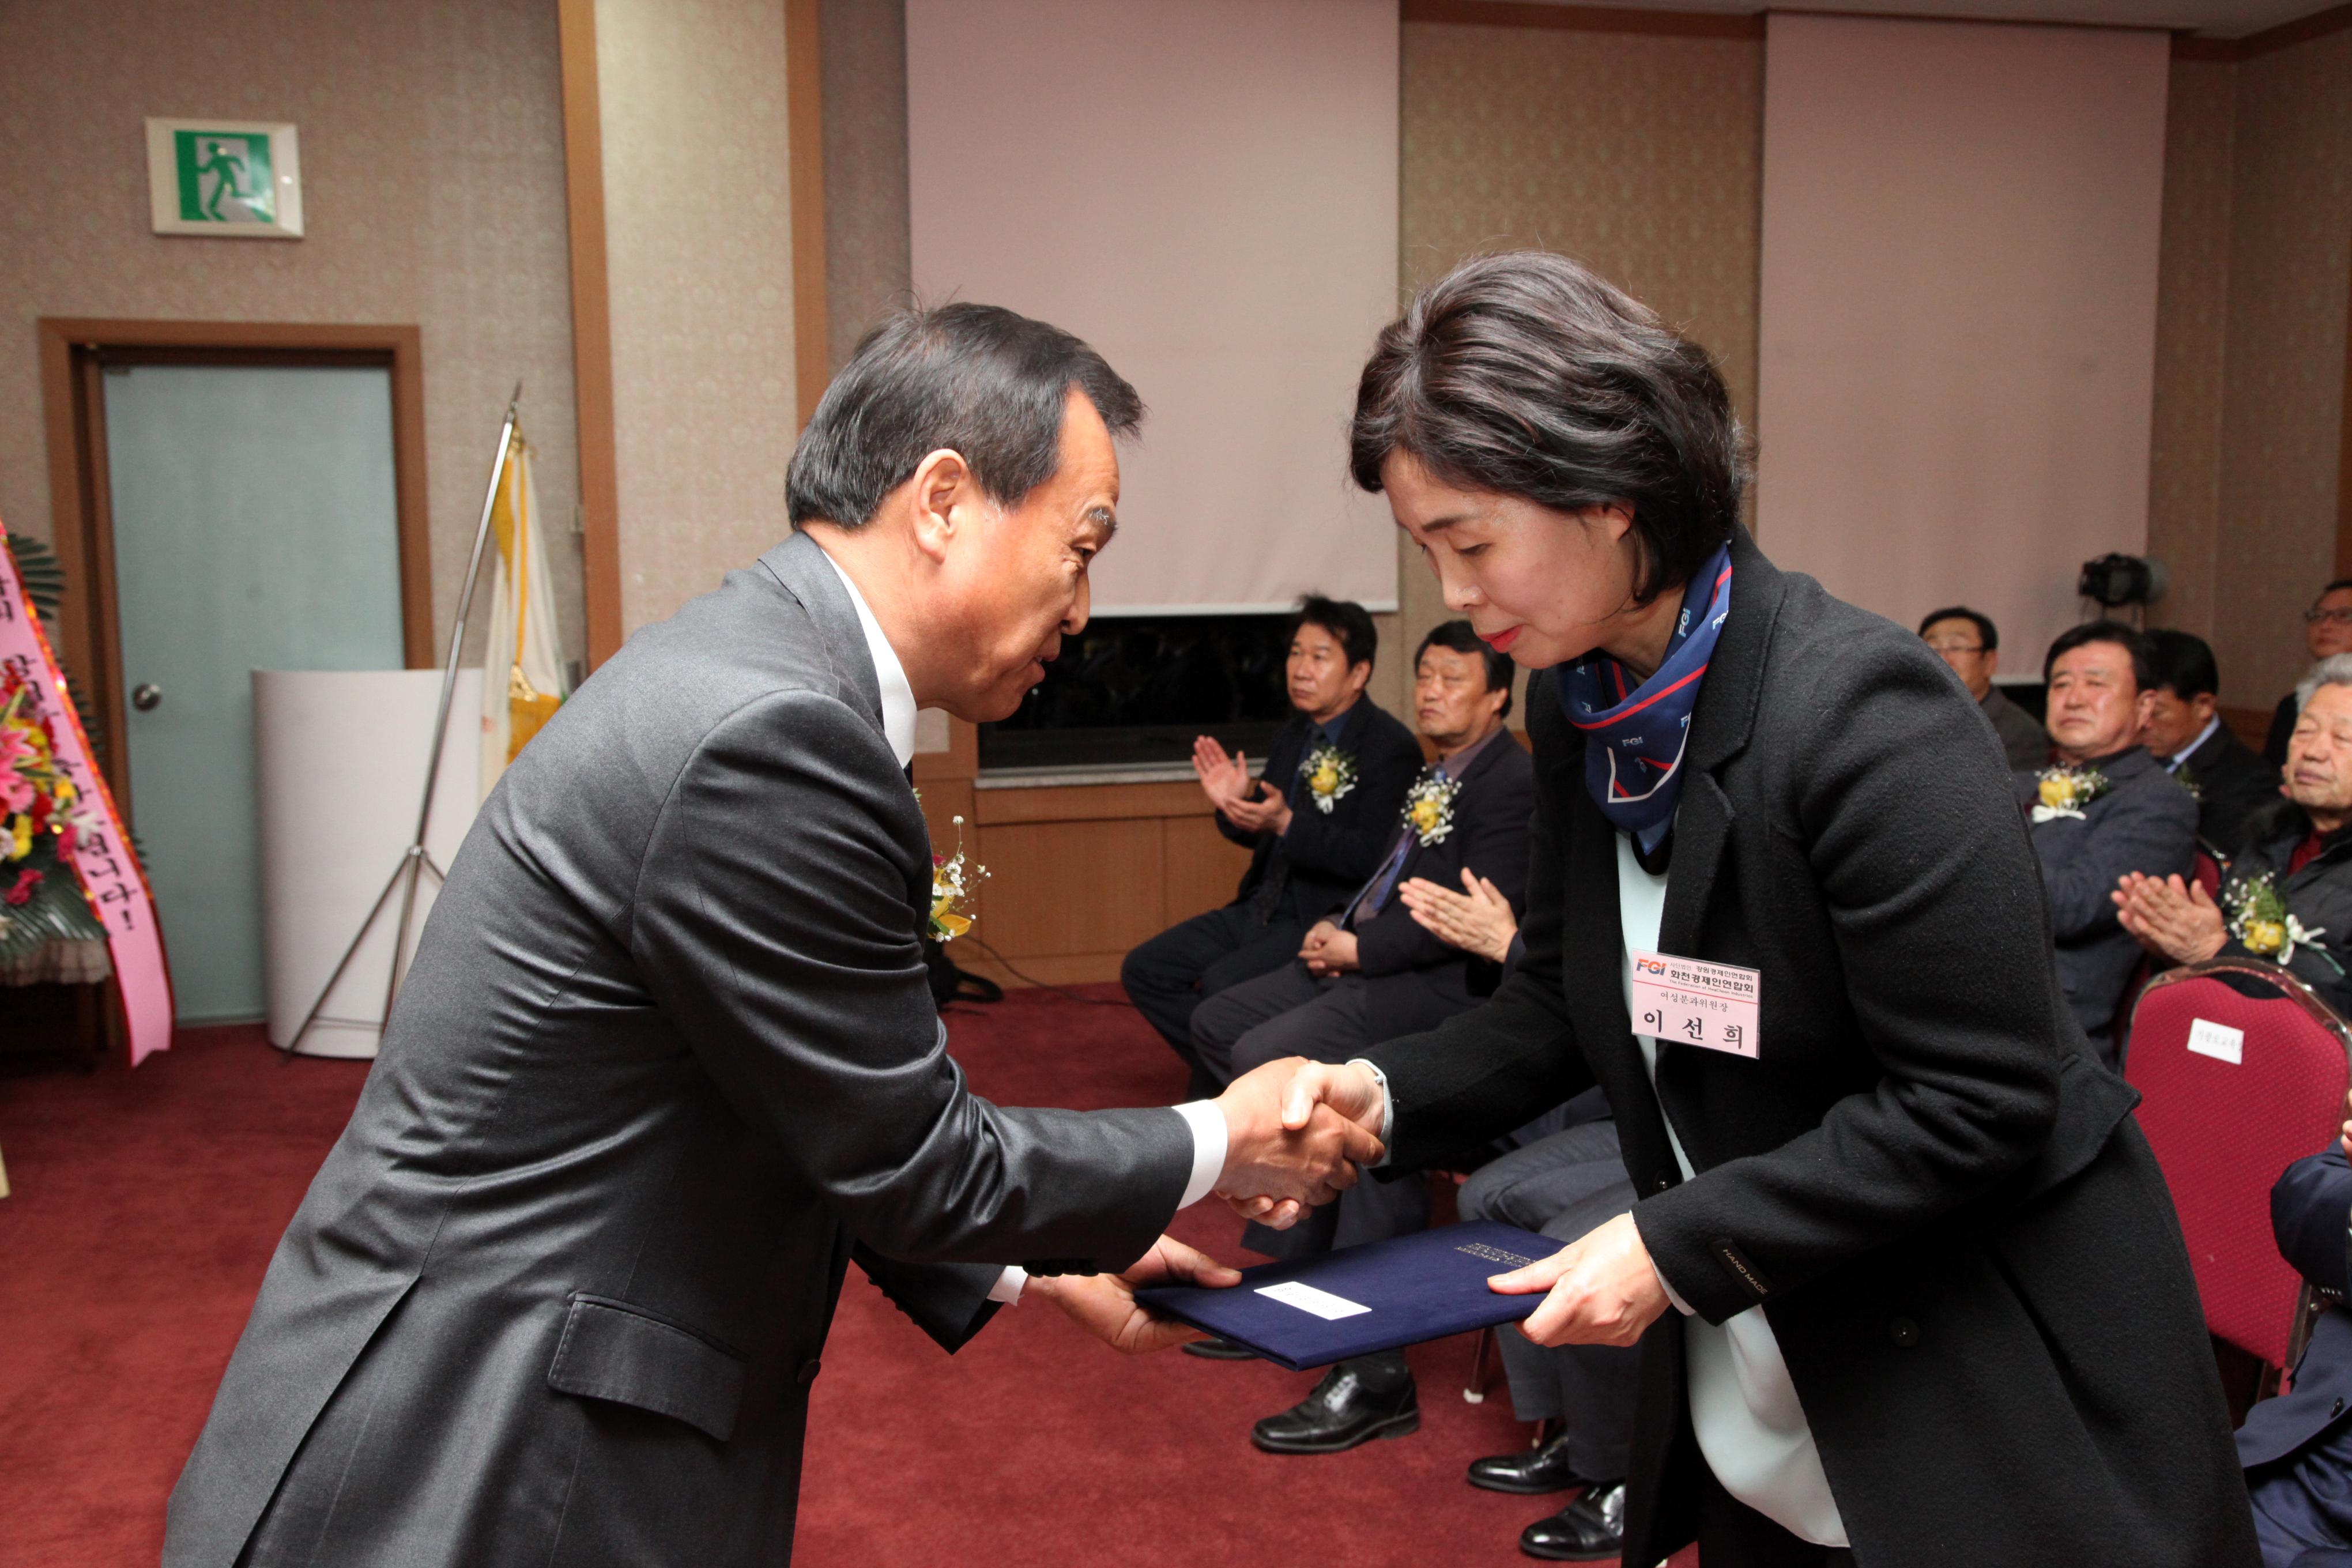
1344;1058;1394;1166
1652;1260;1696;1316
989;1265;1027;1305
1172;1099;1228;1208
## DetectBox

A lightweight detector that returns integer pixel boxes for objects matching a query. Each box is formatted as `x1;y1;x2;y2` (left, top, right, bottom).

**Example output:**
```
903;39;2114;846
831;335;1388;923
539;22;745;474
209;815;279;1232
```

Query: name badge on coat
1631;951;1761;1058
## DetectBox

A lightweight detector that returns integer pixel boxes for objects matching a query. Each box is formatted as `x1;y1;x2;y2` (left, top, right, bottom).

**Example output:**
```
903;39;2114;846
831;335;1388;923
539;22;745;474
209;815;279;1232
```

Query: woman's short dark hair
2044;620;2154;690
786;302;1143;529
1290;595;1377;670
1348;251;1749;606
1416;618;1514;719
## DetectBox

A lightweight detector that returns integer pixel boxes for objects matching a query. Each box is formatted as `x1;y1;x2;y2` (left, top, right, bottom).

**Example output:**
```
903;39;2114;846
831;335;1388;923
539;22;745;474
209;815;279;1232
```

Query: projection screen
906;0;1401;613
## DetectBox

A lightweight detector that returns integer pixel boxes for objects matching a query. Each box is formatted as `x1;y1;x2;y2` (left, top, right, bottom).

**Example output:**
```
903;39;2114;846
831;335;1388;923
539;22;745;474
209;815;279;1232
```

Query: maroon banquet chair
2124;959;2352;1383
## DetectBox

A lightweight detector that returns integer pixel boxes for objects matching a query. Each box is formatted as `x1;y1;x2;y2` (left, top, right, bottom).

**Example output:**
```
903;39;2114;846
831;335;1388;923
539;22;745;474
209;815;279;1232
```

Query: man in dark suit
2020;620;2199;1064
1120;597;1423;1092
2144;627;2284;854
1920;605;2045;771
2240;1124;2352;1567
162;304;1379;1568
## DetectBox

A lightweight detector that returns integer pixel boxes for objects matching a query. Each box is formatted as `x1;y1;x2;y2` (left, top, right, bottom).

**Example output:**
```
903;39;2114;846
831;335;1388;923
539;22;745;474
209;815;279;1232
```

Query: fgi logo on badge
1631;951;1761;1058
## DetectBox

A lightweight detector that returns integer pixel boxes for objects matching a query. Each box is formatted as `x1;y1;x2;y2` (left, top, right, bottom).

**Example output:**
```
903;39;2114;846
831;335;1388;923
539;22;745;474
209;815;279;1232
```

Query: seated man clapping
2115;655;2352;1019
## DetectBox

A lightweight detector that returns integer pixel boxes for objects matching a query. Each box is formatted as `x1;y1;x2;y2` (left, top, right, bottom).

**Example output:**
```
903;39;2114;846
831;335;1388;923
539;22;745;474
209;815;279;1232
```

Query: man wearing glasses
2266;581;2352;767
1921;605;2046;770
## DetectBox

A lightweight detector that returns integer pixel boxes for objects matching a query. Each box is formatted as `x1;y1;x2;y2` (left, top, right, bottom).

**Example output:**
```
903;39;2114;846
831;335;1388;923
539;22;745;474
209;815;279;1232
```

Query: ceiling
1516;0;2340;38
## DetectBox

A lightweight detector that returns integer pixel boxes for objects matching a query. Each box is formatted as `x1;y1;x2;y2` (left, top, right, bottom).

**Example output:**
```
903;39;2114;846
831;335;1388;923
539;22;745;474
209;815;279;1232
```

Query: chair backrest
2126;959;2352;1369
2193;846;2224;900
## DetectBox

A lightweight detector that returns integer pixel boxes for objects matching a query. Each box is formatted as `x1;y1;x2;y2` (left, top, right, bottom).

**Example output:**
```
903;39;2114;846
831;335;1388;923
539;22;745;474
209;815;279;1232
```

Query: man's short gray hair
2296;654;2352;706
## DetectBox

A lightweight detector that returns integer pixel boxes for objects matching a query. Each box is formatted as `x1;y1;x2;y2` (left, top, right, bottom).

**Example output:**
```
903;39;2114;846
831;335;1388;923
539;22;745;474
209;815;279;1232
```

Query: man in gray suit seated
2019;620;2197;1064
163;303;1379;1568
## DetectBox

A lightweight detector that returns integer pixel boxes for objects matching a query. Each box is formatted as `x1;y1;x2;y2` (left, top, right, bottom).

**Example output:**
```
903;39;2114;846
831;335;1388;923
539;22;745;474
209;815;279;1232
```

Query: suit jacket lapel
756;531;888;744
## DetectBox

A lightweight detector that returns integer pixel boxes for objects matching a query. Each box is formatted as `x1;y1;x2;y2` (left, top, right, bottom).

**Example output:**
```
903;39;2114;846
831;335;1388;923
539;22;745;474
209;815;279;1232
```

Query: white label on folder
1256;1280;1371;1321
1631;950;1761;1058
2187;1017;2244;1065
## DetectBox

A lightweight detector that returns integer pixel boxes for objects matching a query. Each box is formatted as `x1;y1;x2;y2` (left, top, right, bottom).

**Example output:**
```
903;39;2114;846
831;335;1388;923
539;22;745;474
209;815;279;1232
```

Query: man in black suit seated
1122;597;1423;1092
2268;581;2352;767
1921;605;2046;771
2116;658;2352;1020
2020;621;2198;1064
2144;628;2283;855
1179;620;1536;1449
2237;1103;2352;1567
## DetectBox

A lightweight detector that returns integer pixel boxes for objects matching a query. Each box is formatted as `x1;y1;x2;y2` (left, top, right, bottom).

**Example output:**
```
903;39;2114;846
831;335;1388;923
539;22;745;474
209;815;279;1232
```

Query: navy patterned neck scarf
1558;543;1734;852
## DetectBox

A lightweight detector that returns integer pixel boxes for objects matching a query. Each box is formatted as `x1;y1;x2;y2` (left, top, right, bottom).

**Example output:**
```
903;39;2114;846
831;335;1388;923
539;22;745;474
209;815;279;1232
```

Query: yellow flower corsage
1401;769;1463;846
1298;744;1358;815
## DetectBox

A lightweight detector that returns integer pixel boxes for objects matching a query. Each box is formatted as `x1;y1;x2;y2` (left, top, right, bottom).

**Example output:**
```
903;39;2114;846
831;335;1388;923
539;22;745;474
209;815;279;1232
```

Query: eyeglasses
1923;640;1986;654
2307;608;2352;627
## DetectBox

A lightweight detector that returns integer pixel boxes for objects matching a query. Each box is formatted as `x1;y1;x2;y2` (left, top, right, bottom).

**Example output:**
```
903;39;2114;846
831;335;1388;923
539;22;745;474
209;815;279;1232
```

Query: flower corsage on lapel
1401;768;1463;846
2031;763;2110;823
2225;870;2340;972
1298;744;1357;815
928;815;987;943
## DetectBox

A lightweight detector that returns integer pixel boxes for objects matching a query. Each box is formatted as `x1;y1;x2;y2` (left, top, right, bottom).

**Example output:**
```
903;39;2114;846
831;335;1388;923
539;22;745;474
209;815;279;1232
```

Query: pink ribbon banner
0;518;173;1064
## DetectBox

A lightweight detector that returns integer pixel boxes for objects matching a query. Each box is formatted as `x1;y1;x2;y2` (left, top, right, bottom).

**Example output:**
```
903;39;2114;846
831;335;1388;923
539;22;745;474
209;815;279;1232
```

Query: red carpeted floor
0;988;1676;1567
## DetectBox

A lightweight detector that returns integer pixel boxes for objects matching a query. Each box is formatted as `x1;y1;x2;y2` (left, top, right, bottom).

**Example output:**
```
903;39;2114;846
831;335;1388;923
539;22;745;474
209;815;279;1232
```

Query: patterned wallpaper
0;0;584;669
1393;20;1765;714
597;0;799;634
2210;31;2352;710
2147;60;2237;650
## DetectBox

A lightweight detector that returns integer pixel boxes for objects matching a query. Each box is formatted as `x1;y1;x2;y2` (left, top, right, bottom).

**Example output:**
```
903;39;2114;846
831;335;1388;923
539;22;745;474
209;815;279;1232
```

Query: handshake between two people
1035;1059;1671;1357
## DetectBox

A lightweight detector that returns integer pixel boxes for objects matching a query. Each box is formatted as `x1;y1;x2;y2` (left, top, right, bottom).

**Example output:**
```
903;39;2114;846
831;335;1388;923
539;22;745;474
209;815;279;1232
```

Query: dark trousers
1457;1120;1642;1483
1696;1465;1857;1568
2248;1413;2352;1568
1119;903;1307;1092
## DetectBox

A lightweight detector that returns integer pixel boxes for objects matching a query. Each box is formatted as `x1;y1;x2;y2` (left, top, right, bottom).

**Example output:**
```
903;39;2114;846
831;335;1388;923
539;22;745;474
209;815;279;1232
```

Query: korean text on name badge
1630;951;1761;1059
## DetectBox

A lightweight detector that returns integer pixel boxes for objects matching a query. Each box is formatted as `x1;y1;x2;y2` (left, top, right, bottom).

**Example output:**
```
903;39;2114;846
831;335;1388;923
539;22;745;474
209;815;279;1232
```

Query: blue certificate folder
1135;1221;1558;1372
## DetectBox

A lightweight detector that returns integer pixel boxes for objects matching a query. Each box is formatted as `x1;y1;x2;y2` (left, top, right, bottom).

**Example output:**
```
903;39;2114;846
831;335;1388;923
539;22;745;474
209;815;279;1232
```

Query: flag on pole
479;430;569;800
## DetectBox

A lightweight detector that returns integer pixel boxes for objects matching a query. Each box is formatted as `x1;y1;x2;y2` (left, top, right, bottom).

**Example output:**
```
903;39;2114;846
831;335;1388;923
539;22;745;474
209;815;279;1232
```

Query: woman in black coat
1247;253;2256;1567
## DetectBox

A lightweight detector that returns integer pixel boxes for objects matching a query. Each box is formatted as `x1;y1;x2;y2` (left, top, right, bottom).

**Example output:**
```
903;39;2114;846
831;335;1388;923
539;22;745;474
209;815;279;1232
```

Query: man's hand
1192;736;1250;813
1399;868;1518;963
1221;778;1294;839
1299;920;1360;976
1028;1234;1241;1355
1212;1057;1383;1216
2112;871;2227;965
1487;1213;1669;1348
1220;1060;1388;1230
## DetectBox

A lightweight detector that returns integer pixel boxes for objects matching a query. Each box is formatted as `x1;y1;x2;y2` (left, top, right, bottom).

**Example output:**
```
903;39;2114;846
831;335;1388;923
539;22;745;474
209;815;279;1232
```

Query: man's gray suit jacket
163;531;1195;1568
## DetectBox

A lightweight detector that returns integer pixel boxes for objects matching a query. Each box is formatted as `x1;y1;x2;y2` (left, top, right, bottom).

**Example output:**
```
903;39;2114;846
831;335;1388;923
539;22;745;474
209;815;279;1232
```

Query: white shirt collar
2166;714;2222;772
814;546;917;768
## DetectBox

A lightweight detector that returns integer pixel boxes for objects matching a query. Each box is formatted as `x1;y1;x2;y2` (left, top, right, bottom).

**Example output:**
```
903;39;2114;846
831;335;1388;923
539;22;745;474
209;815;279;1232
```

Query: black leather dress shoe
1468;1431;1592;1495
1181;1336;1258;1362
1249;1363;1419;1454
1519;1482;1626;1562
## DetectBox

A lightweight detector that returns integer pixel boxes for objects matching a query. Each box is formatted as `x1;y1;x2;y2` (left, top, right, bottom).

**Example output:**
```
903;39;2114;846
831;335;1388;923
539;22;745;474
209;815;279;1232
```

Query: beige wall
595;0;800;635
821;0;913;372
1393;18;1766;722
2211;31;2352;708
0;0;583;669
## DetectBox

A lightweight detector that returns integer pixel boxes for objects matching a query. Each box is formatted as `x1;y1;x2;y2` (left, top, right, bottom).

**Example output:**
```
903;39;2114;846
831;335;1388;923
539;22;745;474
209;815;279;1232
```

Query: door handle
131;682;162;711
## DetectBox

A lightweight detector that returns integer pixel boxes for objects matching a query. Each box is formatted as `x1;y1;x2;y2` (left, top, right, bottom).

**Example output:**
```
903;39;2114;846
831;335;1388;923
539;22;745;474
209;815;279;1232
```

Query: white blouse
1616;834;1849;1549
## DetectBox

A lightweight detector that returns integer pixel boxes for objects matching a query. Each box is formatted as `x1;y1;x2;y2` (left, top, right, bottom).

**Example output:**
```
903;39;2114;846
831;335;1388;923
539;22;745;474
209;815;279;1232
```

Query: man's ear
906;447;970;564
1345;659;1373;699
1983;647;1999;680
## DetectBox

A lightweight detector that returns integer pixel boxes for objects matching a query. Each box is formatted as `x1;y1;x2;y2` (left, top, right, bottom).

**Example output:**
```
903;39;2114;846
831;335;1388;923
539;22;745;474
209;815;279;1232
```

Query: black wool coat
1219;697;1424;922
1348;728;1536;1042
1363;528;2256;1568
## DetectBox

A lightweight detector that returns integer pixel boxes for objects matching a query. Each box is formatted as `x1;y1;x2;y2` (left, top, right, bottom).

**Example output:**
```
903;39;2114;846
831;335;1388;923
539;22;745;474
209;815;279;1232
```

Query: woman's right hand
1399;868;1518;963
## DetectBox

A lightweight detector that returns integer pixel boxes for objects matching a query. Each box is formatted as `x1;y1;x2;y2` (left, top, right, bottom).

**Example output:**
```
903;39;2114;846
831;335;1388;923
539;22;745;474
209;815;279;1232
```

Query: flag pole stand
281;386;522;1058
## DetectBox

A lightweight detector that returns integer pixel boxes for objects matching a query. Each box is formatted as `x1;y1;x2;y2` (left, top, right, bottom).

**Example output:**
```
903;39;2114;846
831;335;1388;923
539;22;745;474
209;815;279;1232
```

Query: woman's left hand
1487;1212;1671;1348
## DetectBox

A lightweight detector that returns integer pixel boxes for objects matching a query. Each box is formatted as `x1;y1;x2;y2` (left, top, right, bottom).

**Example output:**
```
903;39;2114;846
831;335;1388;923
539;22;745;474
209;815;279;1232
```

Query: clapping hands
2112;871;2227;966
1399;868;1519;963
1193;736;1291;837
